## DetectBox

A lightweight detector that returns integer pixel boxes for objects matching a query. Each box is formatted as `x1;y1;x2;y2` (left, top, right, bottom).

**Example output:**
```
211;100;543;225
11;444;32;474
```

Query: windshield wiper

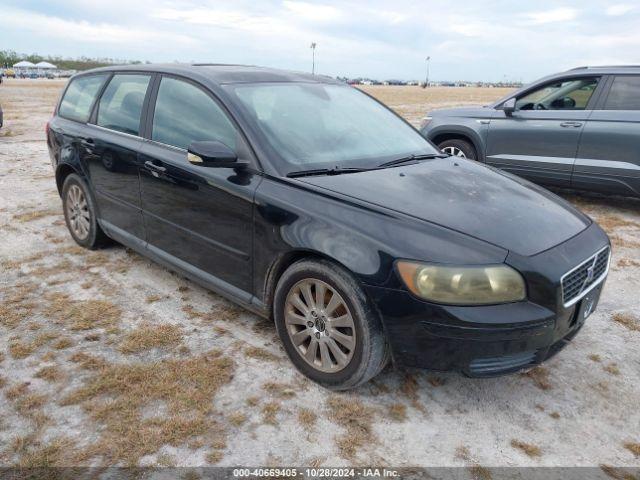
377;153;447;168
286;166;371;178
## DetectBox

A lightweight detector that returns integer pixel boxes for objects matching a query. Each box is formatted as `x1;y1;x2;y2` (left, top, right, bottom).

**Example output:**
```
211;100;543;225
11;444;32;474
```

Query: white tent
35;61;57;69
13;60;35;68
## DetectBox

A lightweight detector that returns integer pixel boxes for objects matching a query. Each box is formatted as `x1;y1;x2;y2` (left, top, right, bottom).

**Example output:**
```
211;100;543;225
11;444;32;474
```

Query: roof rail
569;65;640;70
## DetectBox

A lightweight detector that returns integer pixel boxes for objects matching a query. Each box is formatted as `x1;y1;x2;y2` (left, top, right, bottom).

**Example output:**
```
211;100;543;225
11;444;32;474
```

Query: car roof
566;65;640;74
82;63;342;86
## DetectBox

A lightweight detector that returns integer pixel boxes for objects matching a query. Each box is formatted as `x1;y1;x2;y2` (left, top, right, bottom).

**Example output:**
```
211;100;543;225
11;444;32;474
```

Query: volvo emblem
586;265;595;283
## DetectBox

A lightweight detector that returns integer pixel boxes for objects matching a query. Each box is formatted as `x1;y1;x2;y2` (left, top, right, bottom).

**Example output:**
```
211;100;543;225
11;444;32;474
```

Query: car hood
298;158;591;257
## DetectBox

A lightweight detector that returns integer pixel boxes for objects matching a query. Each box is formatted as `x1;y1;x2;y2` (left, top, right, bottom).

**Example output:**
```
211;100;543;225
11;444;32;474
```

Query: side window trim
590;75;614;110
88;71;156;138
57;72;112;124
145;73;260;170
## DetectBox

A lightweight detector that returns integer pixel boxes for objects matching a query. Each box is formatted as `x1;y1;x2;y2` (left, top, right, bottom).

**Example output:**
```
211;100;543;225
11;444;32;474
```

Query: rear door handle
80;138;95;148
144;160;167;173
560;121;583;128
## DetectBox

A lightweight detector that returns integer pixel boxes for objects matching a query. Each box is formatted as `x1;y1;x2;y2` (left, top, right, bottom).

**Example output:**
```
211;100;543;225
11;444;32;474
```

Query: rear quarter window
603;76;640;110
58;74;109;122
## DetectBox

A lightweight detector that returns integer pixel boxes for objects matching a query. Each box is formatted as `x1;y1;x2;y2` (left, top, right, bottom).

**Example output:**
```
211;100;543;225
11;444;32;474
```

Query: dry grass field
1;79;639;470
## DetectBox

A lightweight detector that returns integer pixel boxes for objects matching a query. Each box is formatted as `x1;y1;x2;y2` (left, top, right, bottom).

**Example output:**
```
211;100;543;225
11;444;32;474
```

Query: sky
1;0;639;82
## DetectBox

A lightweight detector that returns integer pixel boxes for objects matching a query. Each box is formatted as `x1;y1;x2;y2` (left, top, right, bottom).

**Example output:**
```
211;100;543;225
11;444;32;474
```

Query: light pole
424;56;431;88
310;42;317;75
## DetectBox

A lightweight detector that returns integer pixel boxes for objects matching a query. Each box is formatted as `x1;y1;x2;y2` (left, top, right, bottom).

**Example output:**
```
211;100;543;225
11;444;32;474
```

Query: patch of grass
156;453;176;467
468;465;493;480
35;366;64;382
510;439;542;458
9;340;36;359
12;209;59;223
588;354;602;362
401;373;426;412
595;214;640;232
118;323;183;354
246;396;260;407
610;234;640;250
69;352;108;370
549;412;561;419
228;411;247;427
262;402;281;426
62;350;234;465
262;382;296;398
44;293;122;331
145;295;164;304
327;396;375;459
297;408;317;428
600;464;637;480
427;376;446;387
245;346;279;362
18;437;75;468
0;375;7;388
623;442;640;457
205;451;224;464
604;363;621;376
53;337;74;350
521;366;551;390
617;257;640;268
388;403;407;422
612;312;640;332
0;282;39;328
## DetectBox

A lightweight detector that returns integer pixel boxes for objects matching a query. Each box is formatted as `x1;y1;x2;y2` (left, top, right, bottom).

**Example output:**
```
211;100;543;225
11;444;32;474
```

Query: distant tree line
0;50;146;70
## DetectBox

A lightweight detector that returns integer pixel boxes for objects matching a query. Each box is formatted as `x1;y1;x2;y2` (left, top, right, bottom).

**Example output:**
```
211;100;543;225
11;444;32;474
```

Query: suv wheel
62;173;109;249
274;259;389;390
438;139;476;160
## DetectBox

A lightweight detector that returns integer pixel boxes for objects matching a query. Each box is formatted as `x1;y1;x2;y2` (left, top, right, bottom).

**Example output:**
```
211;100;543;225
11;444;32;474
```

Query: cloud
522;7;578;25
606;4;635;16
283;1;343;22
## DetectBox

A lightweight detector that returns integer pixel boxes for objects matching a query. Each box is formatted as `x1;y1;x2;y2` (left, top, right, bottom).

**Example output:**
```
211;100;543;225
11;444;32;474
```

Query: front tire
61;173;109;249
438;138;476;160
274;259;388;390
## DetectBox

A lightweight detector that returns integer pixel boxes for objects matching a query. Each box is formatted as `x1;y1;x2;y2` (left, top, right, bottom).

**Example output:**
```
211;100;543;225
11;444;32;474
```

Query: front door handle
560;121;583;128
80;138;95;148
144;160;167;173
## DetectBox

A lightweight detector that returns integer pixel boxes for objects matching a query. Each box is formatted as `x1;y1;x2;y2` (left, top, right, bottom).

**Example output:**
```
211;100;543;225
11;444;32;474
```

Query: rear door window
151;77;237;150
58;74;109;122
96;74;151;136
603;76;640;110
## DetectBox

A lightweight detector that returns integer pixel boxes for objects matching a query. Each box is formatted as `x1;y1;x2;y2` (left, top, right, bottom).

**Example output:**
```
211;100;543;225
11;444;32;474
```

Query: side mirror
187;141;246;168
502;98;516;116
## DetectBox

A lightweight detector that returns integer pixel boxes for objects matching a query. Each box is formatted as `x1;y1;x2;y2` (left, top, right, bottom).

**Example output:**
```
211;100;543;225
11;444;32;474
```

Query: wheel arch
429;127;485;162
263;249;356;319
55;163;81;196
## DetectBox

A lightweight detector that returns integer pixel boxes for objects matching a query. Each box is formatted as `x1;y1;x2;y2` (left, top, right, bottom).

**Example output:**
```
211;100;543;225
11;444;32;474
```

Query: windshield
229;83;439;172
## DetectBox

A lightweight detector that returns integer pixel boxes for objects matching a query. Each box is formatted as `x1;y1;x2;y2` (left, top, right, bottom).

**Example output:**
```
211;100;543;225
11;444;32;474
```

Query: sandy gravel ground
0;79;639;470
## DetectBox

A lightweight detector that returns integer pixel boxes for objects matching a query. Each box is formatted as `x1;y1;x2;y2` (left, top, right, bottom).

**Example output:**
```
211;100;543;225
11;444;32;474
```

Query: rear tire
438;139;476;160
274;259;389;390
61;173;109;250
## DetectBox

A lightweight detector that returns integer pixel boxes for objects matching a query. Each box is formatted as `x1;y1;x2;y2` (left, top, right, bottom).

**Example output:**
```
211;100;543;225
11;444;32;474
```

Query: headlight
396;261;526;305
419;116;432;131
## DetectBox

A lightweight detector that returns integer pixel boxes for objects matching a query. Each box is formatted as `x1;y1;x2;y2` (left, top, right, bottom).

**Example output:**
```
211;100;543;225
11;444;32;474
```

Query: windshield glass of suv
230;83;438;171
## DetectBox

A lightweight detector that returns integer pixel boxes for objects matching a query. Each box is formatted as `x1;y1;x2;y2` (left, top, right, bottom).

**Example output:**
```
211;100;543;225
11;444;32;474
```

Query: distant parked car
421;66;640;197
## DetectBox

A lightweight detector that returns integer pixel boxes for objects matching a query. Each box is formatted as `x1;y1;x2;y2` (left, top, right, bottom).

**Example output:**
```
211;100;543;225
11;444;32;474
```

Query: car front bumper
366;223;610;377
366;283;602;376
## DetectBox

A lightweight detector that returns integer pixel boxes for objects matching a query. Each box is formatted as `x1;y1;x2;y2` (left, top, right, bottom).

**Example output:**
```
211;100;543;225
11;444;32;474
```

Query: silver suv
421;66;640;197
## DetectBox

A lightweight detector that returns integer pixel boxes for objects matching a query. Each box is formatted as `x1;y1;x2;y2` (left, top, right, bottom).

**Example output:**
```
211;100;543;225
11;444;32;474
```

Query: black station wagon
47;64;610;389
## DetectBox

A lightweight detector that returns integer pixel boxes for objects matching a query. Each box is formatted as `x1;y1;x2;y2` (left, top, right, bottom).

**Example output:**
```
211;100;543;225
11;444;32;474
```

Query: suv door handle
560;121;583;128
80;138;95;148
144;160;167;173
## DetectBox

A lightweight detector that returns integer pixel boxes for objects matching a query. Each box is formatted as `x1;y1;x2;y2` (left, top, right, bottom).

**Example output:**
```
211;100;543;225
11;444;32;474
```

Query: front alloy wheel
274;259;389;390
284;279;356;373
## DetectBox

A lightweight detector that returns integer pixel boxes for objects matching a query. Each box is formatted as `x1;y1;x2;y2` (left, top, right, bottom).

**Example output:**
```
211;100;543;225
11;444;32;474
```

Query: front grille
561;246;610;306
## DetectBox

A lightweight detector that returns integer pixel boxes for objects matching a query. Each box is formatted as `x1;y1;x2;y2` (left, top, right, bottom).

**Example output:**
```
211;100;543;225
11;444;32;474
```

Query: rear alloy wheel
62;173;110;249
438;139;476;160
274;259;389;390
